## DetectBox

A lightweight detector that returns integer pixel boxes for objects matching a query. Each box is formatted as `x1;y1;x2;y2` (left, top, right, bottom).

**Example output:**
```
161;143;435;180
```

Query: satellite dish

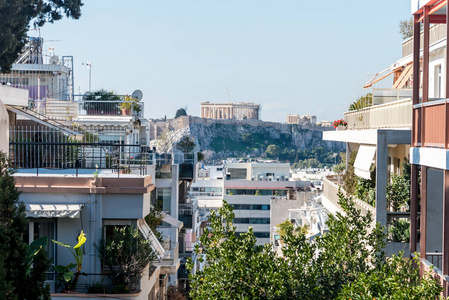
132;89;143;101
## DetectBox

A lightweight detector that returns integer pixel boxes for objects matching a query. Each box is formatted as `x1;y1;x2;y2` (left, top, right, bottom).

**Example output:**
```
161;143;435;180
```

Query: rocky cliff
149;116;344;162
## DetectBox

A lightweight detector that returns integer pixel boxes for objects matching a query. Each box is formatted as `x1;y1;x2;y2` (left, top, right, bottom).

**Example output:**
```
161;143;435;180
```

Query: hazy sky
35;0;411;122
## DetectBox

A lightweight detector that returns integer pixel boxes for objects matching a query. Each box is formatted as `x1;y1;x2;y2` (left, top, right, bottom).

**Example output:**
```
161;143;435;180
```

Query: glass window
25;219;56;272
157;188;171;213
228;168;247;179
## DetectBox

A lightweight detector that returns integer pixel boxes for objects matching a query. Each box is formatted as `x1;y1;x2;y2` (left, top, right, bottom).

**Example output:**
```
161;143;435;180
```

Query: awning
26;204;83;218
162;213;184;229
354;145;376;180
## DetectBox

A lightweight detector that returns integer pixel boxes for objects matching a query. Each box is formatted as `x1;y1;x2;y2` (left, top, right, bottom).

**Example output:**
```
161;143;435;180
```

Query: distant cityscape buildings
201;101;260;120
286;114;317;125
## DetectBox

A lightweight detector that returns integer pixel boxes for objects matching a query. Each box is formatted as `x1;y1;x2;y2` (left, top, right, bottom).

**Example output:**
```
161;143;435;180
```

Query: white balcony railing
345;98;412;130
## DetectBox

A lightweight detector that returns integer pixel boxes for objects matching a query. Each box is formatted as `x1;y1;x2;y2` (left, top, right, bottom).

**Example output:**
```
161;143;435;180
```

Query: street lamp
82;61;92;92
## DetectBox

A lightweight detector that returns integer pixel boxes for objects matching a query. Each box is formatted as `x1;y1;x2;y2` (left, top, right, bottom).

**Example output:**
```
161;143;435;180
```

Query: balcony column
421;6;430;145
375;131;388;228
420;165;428;276
412;13;420;146
443;170;449;295
410;164;419;254
446;4;449;150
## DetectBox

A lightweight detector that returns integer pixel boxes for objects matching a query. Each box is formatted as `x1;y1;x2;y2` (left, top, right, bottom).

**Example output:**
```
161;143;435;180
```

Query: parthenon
200;102;260;120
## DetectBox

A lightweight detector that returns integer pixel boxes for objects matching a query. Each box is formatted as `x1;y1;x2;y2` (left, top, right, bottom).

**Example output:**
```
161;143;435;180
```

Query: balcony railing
345;98;412;130
9;142;151;176
413;99;449;148
28;97;144;120
322;176;375;217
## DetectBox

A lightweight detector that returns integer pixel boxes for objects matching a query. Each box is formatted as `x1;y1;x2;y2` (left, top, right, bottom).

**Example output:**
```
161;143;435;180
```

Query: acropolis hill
148;115;344;161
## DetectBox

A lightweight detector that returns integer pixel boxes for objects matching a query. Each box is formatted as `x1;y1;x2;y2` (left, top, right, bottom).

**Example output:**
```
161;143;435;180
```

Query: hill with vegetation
151;117;345;167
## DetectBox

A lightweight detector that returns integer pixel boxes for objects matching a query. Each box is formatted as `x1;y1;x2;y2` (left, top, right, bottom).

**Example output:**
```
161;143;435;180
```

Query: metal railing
188;191;223;197
9;142;150;176
426;253;443;271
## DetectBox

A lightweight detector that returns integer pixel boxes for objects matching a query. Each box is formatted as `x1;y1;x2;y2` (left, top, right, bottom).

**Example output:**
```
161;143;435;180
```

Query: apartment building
222;160;310;245
409;0;449;295
0;39;193;297
320;18;425;255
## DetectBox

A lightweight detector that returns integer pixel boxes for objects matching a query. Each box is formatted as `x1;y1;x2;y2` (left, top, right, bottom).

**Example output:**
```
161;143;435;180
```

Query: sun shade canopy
26;204;83;218
354;145;376;180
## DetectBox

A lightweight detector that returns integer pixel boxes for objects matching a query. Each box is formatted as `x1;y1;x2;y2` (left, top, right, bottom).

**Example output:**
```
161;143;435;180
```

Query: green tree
349;93;373;111
399;17;414;40
188;202;287;299
96;226;156;292
189;194;445;299
386;174;410;212
0;1;83;72
176;136;196;153
0;151;50;299
175;107;187;118
337;253;441;299
343;151;358;195
265;144;281;158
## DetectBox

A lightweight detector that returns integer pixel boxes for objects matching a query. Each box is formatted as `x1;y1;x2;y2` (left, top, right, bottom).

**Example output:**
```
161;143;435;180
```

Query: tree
343;151;358;195
96;226;156;292
176;136;196;153
83;89;121;114
0;1;83;72
188;194;444;299
175;107;187;118
0;151;50;299
348;93;373;111
337;253;442;299
265;144;281;158
399;17;413;40
386;174;410;212
188;202;288;299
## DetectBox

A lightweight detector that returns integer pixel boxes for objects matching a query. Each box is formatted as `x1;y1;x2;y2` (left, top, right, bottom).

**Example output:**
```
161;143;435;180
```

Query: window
231;204;270;210
228;168;247;179
156;188;171;213
234;218;270;224
25;219;56;272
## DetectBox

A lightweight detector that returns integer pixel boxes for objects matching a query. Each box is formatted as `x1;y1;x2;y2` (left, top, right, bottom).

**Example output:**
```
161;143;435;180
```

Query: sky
34;0;412;123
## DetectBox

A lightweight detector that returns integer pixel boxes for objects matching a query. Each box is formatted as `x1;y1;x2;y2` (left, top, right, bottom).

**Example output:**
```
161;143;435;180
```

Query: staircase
7;105;82;136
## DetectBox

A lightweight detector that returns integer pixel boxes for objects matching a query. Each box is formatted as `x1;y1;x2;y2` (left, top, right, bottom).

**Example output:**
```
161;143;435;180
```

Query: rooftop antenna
224;87;234;102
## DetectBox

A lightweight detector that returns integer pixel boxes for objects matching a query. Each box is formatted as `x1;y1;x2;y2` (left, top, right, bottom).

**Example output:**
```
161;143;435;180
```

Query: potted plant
333;119;348;130
120;95;141;116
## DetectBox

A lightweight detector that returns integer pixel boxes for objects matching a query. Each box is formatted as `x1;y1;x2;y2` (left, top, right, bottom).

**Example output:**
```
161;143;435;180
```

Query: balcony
322;176;375;217
345;97;412;130
9;141;152;176
27;97;144;121
413;99;449;148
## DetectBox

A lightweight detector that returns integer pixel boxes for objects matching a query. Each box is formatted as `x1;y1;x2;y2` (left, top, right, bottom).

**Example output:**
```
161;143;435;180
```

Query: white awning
354;145;376;180
162;213;184;230
26;204;83;218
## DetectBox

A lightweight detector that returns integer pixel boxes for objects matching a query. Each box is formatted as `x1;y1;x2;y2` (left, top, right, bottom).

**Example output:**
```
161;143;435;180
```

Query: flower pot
336;125;347;131
121;108;130;116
